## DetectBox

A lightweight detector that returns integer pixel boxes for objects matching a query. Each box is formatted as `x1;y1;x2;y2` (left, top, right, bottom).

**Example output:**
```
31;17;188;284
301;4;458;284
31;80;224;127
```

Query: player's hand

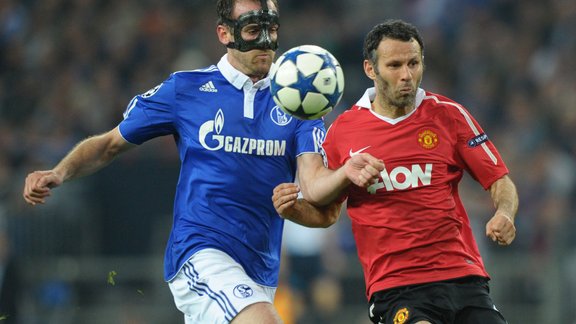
485;211;516;245
272;183;299;218
23;170;63;205
344;153;384;188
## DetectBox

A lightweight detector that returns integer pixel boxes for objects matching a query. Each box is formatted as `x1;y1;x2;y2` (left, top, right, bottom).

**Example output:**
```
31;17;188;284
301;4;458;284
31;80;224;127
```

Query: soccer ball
269;45;345;120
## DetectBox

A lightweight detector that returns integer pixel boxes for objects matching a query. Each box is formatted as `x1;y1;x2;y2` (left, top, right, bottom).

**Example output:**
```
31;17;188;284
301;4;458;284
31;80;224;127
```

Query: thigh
169;248;279;324
452;277;507;323
455;306;507;324
230;302;282;324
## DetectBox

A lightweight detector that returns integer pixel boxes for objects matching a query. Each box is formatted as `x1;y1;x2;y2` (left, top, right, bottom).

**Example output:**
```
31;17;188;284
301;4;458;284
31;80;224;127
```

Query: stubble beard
231;50;274;80
390;92;415;110
379;80;416;111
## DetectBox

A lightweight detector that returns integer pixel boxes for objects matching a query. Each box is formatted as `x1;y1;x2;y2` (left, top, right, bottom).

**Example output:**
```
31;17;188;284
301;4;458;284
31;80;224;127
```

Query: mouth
255;50;272;57
398;85;414;94
254;54;273;64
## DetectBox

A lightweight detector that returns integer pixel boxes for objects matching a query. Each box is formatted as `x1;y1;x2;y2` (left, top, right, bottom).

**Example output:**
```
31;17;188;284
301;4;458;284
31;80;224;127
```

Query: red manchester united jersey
323;88;509;300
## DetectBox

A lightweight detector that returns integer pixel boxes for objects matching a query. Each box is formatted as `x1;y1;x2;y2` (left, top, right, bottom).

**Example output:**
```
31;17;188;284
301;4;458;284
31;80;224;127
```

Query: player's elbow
301;190;335;208
318;215;338;228
98;128;136;161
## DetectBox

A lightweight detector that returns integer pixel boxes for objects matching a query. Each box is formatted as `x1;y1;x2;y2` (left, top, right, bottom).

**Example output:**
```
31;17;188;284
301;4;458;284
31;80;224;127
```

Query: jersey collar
217;54;271;90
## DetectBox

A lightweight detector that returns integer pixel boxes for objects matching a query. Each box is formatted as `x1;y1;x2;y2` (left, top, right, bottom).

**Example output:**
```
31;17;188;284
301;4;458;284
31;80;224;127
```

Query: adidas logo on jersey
199;81;218;93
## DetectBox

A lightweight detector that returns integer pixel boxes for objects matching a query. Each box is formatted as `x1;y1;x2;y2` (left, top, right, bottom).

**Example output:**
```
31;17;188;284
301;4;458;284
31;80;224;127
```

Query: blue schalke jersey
118;55;326;287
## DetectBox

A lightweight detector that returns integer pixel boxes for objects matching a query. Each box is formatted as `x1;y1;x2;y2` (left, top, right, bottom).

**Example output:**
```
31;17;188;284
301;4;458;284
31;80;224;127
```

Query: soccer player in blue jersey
21;0;384;323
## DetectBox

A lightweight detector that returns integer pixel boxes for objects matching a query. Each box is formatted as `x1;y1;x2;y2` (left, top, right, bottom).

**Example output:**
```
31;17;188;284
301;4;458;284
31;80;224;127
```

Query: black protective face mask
223;0;279;52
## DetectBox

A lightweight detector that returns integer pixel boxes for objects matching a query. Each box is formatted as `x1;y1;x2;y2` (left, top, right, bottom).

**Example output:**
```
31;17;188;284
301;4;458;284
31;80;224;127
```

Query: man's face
367;38;424;110
221;0;278;80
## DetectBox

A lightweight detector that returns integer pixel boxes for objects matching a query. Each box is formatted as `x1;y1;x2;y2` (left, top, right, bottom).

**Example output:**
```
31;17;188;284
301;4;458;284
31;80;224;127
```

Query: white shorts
168;248;277;324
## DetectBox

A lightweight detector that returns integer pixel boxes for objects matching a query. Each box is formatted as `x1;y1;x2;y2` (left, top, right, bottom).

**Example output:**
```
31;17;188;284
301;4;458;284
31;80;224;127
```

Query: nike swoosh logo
349;145;371;157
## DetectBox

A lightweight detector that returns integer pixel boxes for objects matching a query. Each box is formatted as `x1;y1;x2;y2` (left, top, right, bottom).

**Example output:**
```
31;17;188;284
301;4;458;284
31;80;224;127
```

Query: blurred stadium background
1;0;575;323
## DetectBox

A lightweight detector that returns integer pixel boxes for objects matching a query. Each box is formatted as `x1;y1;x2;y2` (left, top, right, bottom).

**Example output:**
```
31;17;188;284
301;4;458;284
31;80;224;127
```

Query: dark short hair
217;0;279;25
363;19;424;63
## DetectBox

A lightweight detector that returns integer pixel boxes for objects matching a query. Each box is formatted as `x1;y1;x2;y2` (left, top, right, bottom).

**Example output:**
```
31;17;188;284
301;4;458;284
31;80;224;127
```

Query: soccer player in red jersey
273;19;518;324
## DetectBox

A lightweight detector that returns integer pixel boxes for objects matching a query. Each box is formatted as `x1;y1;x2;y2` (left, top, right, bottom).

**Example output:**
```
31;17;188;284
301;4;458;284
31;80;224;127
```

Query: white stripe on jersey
124;97;138;119
174;65;218;74
313;127;324;153
426;95;498;165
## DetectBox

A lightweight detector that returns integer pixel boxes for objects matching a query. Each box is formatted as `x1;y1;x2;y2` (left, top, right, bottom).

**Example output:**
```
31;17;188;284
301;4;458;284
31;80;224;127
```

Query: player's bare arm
272;182;342;228
486;175;519;245
297;152;384;206
23;127;136;205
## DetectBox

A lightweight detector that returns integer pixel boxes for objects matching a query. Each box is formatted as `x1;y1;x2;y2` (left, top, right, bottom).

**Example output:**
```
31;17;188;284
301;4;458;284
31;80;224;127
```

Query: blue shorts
368;276;507;324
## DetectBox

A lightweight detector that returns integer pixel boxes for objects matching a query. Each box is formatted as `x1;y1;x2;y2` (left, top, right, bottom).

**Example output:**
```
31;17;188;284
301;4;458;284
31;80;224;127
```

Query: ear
216;24;232;45
364;60;376;80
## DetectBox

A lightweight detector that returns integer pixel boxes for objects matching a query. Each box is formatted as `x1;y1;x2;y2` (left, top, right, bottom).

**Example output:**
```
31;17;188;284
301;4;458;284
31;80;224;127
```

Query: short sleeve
295;118;326;156
119;75;178;145
454;107;509;189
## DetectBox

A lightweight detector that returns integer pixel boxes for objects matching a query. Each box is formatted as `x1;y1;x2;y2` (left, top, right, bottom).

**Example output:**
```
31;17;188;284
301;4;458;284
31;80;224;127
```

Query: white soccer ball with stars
269;45;345;120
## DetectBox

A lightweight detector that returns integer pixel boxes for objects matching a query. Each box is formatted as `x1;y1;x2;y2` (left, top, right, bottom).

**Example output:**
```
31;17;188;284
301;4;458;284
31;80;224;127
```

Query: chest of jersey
177;86;297;158
347;112;459;177
180;93;295;148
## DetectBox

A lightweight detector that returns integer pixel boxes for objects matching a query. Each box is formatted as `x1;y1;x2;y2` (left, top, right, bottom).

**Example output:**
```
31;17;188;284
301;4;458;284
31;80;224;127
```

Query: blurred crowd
1;0;576;323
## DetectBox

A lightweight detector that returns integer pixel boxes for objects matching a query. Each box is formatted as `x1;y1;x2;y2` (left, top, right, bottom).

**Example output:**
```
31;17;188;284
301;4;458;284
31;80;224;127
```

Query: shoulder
334;105;369;121
326;106;369;136
172;65;219;77
159;65;233;96
137;66;219;95
422;91;461;109
170;65;220;84
331;106;372;126
420;91;475;120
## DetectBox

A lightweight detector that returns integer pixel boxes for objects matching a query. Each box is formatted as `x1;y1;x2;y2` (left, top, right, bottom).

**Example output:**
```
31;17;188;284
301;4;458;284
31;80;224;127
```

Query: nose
400;64;412;81
248;27;277;51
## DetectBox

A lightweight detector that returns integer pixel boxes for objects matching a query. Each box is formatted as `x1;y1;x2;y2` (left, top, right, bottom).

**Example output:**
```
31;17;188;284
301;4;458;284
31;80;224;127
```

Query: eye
241;24;261;40
242;24;260;34
247;27;260;35
269;24;279;33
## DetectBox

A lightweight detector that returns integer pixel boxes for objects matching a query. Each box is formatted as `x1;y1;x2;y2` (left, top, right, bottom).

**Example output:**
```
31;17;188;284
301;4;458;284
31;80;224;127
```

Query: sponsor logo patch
141;84;162;98
199;109;287;156
418;129;438;149
468;133;489;147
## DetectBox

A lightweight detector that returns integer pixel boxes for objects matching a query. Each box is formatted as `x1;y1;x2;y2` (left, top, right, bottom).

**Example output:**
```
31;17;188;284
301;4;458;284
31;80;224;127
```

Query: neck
372;99;413;119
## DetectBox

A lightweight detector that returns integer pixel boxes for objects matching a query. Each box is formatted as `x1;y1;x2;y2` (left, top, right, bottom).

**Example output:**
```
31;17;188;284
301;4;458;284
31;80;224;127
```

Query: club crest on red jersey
393;307;410;324
418;129;438;149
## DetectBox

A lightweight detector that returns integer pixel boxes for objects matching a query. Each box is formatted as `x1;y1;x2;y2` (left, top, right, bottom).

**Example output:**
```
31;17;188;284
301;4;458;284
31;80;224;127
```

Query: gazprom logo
199;109;287;156
199;109;224;151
